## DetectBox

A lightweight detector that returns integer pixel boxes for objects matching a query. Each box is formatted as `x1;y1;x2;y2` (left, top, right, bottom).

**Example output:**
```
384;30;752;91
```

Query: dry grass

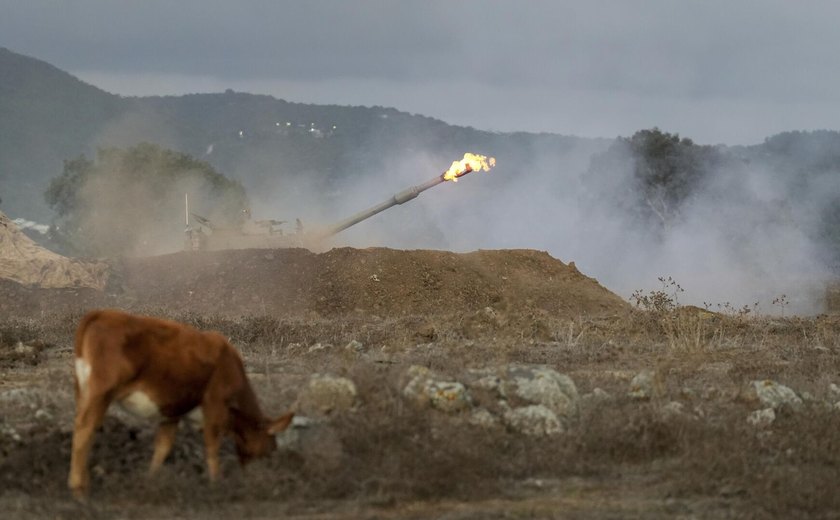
1;306;840;518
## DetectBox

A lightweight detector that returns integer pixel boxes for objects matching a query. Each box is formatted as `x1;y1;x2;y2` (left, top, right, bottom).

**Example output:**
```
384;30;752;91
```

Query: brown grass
1;307;840;518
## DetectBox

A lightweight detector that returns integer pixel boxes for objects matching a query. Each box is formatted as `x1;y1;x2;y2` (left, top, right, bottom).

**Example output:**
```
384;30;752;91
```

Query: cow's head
233;412;294;464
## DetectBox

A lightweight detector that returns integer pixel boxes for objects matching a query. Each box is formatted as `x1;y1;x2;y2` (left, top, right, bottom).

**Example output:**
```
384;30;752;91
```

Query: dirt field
1;247;839;519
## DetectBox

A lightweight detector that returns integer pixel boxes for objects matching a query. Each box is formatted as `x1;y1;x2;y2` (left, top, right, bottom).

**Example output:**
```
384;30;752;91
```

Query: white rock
299;374;357;415
344;340;364;352
471;375;504;395
751;380;803;410
580;388;612;409
504;405;564;436
628;370;655;400
427;381;471;413
307;342;331;353
590;388;611;400
505;366;579;417
402;365;472;413
747;408;776;427
14;342;35;355
468;408;499;428
661;401;687;418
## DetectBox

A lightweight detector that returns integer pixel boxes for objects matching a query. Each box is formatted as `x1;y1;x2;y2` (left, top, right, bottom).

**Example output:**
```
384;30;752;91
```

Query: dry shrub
0;318;52;367
674;405;840;517
571;399;696;464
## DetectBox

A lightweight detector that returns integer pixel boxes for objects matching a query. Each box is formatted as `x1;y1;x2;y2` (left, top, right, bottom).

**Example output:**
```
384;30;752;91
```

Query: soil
2;247;839;519
0;247;628;319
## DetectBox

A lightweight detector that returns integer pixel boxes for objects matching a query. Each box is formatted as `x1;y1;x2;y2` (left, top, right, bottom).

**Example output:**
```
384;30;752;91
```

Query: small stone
628;370;655;400
344;340;364;352
505;365;579;417
471;375;504;396
307;342;331;353
580;388;612;408
747;407;776;427
590;388;611;400
468;408;499;428
504;405;563;436
427;381;471;413
662;401;686;418
750;380;803;410
298;374;357;415
14;342;35;355
402;366;471;413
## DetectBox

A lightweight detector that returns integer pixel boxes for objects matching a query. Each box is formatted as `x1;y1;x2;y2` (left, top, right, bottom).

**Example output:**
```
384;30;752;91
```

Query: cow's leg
202;420;225;482
149;420;179;475
68;392;110;499
201;403;228;482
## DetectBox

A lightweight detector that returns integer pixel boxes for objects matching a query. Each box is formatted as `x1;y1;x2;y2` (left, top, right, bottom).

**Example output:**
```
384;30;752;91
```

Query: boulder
747;407;776;427
298;374;357;415
503;405;564;436
402;365;472;413
750;380;803;411
503;365;579;417
468;408;500;428
580;387;612;409
628;370;655;400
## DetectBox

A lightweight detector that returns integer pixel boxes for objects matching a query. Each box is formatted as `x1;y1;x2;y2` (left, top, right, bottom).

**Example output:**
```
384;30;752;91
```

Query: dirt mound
116;247;628;318
0;247;628;319
0;211;108;290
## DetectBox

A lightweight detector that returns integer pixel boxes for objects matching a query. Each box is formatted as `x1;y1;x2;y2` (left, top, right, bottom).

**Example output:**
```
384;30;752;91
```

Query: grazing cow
68;309;293;499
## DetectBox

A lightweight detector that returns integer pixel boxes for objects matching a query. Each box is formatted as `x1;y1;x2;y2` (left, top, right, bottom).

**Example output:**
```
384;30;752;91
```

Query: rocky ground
1;247;839;519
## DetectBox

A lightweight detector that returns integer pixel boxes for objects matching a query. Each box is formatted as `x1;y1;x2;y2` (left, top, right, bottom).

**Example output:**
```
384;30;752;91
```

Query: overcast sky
3;0;840;145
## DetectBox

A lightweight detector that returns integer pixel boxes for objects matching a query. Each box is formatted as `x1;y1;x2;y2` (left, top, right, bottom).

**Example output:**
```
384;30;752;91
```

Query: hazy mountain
0;47;603;223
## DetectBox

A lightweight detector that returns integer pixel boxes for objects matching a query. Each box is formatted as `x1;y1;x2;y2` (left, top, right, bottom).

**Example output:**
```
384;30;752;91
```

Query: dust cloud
253;136;834;316
80;109;835;314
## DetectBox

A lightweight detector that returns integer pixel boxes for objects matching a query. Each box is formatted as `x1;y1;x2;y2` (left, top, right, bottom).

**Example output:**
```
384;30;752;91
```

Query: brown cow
68;309;293;499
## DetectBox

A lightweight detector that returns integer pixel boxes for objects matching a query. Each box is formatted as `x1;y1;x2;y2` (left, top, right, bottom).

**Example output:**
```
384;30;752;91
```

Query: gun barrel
322;174;446;238
320;158;484;239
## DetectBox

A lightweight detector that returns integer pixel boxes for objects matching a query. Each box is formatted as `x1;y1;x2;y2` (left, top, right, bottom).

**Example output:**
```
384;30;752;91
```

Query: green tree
45;143;248;257
586;128;725;230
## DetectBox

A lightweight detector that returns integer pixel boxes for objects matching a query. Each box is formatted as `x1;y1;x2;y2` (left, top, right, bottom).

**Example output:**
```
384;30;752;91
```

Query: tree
45;143;248;257
586;128;725;231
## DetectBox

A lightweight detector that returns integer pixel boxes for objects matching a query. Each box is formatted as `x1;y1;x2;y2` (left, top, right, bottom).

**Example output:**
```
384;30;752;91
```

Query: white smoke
287;135;834;316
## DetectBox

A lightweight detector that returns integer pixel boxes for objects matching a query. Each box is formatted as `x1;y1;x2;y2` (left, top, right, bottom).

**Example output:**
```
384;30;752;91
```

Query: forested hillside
0;47;599;223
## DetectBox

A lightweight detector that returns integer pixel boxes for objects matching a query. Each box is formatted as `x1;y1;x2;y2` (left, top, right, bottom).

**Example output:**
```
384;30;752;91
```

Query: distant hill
0;47;604;222
0;47;122;219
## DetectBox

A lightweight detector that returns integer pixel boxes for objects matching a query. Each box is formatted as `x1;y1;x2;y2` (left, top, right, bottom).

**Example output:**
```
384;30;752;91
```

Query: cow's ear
267;412;294;434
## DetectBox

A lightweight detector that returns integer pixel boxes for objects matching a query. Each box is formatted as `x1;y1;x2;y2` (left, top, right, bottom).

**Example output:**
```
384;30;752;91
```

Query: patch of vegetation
44;143;248;257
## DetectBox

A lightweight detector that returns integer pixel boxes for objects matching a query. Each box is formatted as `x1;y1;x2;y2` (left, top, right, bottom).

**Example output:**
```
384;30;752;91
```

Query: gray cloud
3;1;840;142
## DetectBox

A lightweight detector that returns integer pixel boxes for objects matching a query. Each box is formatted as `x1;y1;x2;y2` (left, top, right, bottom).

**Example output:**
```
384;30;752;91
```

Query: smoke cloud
70;104;835;316
279;134;834;316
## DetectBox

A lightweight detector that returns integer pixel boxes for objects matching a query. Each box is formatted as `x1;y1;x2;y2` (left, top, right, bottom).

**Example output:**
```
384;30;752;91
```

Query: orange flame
443;153;496;182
